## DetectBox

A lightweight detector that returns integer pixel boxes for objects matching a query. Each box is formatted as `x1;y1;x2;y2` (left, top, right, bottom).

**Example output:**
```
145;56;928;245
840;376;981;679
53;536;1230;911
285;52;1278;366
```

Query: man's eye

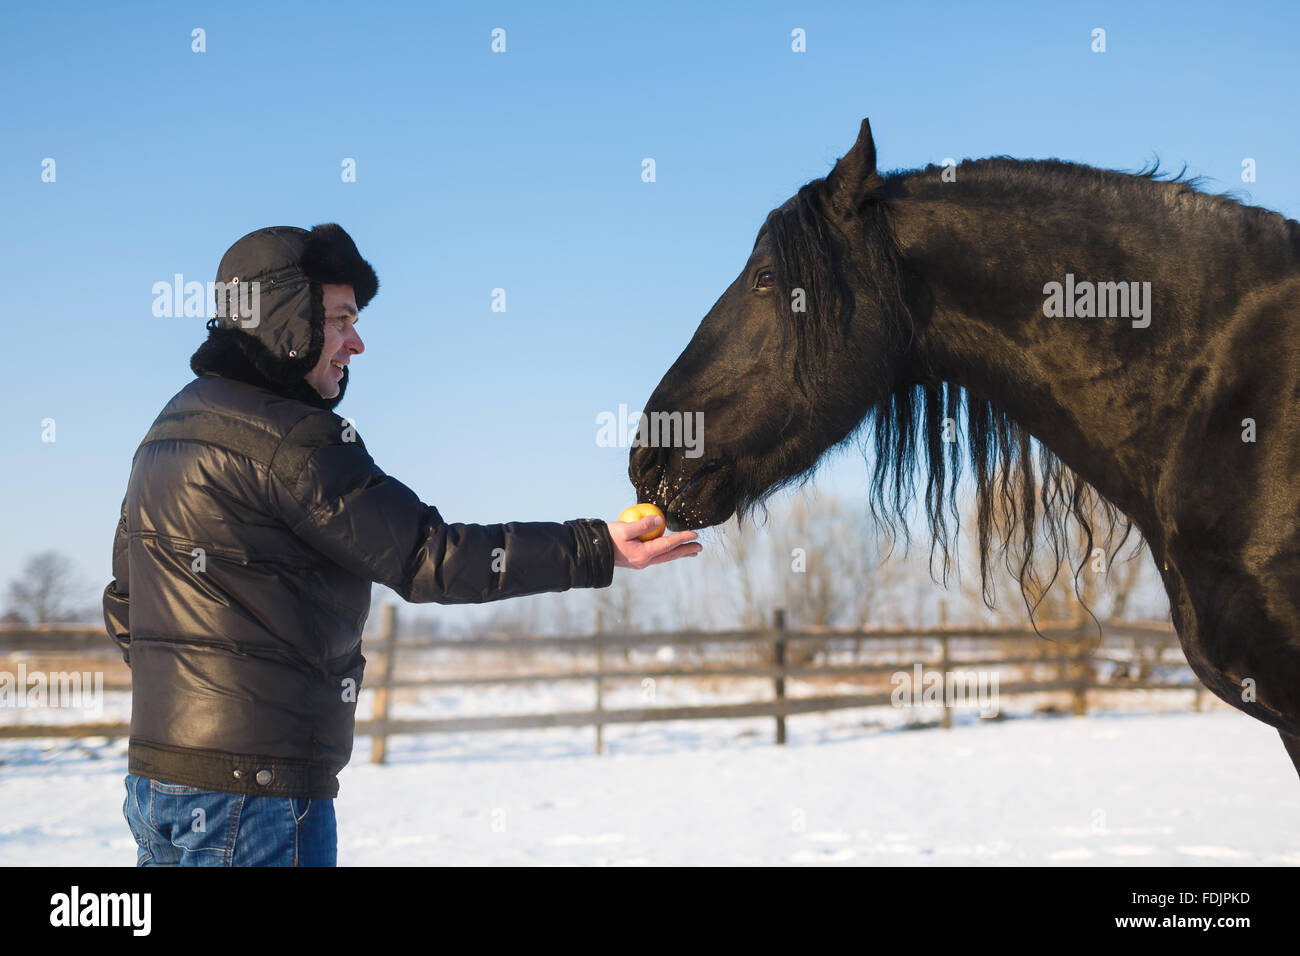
754;270;775;290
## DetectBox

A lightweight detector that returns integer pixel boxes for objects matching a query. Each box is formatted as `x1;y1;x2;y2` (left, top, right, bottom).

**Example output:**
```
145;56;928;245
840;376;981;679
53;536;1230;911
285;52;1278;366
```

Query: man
103;224;701;866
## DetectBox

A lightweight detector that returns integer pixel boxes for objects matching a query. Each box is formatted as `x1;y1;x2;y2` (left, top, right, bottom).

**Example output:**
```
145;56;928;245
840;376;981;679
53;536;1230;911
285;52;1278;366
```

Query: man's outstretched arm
267;412;699;604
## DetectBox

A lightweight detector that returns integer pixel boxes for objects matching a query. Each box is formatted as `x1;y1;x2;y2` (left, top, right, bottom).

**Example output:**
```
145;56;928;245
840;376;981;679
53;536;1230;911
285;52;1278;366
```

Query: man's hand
608;515;702;569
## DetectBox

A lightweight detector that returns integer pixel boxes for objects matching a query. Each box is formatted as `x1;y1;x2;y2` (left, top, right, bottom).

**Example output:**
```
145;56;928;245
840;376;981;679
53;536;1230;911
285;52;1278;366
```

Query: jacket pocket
165;536;250;567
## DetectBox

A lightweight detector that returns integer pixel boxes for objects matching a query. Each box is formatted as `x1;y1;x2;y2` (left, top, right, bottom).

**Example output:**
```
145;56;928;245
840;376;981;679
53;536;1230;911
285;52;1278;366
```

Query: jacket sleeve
267;411;616;604
102;494;132;665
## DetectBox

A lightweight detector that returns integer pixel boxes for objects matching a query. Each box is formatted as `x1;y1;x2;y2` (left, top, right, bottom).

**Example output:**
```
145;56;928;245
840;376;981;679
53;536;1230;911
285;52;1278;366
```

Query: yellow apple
618;503;666;541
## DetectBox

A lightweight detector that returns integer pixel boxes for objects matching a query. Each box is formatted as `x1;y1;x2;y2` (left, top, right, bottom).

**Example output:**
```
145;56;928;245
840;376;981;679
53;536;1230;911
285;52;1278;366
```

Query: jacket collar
190;327;347;411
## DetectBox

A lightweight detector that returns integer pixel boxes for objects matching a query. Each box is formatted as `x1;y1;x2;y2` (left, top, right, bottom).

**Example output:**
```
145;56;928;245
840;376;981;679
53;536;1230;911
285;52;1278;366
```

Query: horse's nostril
628;443;667;494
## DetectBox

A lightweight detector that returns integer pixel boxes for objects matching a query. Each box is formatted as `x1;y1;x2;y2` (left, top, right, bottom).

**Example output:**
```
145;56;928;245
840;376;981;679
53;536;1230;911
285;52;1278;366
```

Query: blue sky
2;0;1297;619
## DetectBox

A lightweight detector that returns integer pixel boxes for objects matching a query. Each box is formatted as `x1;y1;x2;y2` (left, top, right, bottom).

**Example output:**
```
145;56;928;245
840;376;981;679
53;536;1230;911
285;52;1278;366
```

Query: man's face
304;283;364;400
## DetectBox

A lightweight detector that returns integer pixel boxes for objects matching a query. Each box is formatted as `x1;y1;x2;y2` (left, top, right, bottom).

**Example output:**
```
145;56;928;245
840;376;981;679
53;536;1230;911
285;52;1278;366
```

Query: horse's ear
825;118;881;214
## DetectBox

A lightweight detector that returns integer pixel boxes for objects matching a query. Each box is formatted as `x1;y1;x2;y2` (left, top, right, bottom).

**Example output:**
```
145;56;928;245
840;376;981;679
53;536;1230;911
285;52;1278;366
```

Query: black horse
629;118;1300;778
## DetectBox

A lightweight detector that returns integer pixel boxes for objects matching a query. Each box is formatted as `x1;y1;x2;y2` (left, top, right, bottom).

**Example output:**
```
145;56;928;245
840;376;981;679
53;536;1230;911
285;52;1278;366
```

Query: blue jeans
123;772;337;866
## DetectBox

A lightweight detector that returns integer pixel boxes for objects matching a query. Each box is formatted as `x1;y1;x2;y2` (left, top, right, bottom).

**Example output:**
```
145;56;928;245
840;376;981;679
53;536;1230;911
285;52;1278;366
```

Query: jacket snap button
255;769;273;786
232;769;243;779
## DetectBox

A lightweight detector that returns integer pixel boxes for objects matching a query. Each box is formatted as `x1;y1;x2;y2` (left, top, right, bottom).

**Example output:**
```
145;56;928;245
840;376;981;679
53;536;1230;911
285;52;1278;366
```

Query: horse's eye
754;270;775;290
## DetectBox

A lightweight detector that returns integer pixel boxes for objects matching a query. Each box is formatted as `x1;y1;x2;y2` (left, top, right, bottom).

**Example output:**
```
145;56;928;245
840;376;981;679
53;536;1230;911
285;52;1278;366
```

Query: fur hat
190;224;378;411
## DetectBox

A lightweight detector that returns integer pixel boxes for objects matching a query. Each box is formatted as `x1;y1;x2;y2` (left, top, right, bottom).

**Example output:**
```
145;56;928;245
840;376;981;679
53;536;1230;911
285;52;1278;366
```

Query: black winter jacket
102;373;616;798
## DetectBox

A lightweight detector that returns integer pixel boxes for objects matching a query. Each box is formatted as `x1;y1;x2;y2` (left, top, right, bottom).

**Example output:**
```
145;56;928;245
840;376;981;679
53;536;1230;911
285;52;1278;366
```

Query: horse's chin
665;502;734;532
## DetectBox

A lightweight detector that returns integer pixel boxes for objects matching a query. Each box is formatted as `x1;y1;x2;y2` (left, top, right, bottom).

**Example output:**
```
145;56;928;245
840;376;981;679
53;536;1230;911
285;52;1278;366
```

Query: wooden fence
0;609;1202;759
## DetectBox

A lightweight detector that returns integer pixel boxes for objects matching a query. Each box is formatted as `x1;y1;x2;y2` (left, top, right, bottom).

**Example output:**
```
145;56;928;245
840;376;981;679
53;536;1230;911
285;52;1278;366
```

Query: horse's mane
897;156;1300;248
758;164;1161;623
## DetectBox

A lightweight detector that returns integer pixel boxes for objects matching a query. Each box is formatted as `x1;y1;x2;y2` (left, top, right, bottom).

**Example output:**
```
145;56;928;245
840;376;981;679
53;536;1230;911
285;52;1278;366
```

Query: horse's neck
886;170;1280;533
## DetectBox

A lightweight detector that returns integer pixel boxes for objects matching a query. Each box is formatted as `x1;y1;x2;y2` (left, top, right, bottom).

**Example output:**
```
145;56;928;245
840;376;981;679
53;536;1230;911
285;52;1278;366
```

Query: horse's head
629;119;917;531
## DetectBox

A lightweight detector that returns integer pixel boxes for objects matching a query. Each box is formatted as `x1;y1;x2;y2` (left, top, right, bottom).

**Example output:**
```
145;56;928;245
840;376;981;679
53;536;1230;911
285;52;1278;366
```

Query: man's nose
346;326;365;355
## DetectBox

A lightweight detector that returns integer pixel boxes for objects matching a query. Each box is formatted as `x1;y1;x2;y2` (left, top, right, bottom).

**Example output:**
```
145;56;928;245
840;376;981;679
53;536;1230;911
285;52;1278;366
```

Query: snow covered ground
2;707;1297;866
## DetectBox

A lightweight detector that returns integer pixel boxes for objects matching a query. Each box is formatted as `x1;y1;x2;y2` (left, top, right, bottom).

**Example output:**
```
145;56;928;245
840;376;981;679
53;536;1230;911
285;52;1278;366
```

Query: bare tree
4;551;89;625
592;574;645;634
700;515;771;631
477;598;540;638
653;544;723;633
772;492;889;631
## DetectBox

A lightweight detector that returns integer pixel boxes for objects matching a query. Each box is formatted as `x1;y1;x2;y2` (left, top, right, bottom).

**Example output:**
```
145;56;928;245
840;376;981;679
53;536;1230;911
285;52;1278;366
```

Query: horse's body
629;119;1300;776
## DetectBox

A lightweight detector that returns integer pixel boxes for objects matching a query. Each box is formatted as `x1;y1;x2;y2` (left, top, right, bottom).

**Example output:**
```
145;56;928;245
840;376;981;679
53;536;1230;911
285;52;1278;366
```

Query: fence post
941;600;951;728
594;609;605;756
773;608;787;745
369;603;397;765
1072;640;1092;716
1072;612;1092;717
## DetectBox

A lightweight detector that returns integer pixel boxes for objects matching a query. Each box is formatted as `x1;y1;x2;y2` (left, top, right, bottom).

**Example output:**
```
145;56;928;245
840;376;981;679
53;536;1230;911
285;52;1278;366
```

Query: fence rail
0;611;1196;757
